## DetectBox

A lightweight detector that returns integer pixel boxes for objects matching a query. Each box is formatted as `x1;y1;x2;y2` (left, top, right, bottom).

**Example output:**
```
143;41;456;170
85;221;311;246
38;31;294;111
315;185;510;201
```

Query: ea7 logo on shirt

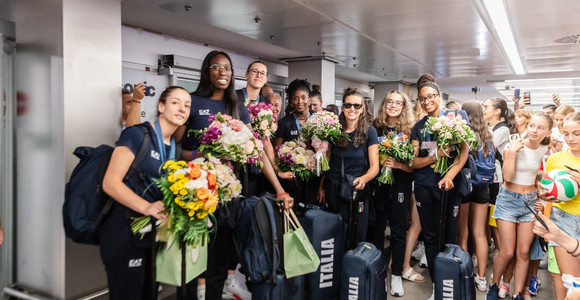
129;258;143;268
151;150;160;160
199;109;210;115
290;130;298;136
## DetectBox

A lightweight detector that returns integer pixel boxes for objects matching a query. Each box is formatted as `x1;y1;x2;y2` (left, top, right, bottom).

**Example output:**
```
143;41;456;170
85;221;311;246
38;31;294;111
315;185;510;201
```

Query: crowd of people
103;49;580;300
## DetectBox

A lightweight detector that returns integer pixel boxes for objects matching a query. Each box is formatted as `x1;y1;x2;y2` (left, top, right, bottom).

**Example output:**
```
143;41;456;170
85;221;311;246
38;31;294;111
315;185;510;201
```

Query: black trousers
100;217;156;300
414;184;461;282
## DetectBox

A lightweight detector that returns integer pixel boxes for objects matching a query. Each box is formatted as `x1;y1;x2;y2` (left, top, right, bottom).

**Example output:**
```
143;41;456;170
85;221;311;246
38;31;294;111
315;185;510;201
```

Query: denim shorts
529;235;545;260
548;207;580;247
492;188;537;223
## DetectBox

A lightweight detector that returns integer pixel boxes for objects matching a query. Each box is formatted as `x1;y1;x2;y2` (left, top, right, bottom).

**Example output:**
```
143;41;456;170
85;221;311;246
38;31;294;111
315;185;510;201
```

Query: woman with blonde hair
552;104;576;152
515;109;534;137
371;90;418;296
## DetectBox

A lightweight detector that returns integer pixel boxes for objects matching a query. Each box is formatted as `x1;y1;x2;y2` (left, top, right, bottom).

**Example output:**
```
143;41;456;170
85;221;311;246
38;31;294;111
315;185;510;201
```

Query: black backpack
63;126;150;244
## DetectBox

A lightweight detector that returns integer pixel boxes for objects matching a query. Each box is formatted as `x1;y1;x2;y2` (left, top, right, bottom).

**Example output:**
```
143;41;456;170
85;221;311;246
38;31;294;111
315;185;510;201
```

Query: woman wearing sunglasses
179;50;292;300
410;79;470;299
318;87;379;246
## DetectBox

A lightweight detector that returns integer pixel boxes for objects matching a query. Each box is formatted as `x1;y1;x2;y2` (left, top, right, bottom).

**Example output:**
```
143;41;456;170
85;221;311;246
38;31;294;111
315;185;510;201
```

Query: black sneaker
512;293;524;300
487;284;499;300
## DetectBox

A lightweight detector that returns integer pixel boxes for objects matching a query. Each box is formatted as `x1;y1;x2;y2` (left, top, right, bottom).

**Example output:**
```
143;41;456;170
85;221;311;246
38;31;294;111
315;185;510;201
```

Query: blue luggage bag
341;241;387;300
434;189;475;300
297;204;344;299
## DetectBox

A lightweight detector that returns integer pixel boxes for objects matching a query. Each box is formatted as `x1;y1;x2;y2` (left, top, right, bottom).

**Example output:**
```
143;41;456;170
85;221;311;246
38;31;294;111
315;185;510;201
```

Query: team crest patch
397;192;404;203
453;205;459;217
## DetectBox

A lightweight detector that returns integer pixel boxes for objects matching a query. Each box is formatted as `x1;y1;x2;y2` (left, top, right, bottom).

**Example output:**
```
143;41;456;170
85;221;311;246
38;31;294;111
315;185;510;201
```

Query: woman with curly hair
318;88;379;246
370;90;417;296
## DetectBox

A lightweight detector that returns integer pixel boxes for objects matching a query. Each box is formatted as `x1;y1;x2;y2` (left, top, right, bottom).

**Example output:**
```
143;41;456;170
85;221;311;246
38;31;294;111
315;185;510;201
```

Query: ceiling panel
123;0;580;104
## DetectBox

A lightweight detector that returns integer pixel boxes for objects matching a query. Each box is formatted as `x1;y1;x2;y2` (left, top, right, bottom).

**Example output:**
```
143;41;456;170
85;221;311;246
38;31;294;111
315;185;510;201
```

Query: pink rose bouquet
300;111;347;175
247;102;278;140
196;113;263;167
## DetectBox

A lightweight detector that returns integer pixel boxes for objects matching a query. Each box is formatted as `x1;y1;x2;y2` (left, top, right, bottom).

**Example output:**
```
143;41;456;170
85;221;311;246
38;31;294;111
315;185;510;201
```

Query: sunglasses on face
343;103;363;110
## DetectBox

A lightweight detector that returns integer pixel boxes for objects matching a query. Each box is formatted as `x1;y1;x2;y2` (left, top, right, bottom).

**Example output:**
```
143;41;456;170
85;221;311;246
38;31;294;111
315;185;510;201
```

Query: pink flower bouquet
300;111;347;175
196;113;263;167
247;102;278;140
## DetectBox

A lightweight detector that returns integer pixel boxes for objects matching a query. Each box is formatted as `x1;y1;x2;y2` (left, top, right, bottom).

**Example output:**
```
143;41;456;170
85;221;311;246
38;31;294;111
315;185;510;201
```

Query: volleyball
541;169;579;201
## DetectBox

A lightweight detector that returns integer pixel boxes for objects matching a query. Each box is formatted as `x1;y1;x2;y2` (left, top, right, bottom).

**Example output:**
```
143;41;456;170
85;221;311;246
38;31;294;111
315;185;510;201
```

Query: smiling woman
100;86;191;300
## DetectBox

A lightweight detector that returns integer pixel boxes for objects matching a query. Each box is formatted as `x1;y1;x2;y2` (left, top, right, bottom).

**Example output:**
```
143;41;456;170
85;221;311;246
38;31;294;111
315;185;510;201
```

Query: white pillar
287;58;336;108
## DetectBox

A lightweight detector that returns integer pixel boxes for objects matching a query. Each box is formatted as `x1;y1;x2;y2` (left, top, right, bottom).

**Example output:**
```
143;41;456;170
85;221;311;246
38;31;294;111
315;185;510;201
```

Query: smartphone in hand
523;200;549;231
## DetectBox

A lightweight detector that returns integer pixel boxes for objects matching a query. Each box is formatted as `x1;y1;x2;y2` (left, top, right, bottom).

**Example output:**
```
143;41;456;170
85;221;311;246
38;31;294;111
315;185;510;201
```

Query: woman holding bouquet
101;86;191;300
318;87;379;246
410;81;470;294
179;50;293;300
273;78;320;204
371;90;417;296
487;114;552;300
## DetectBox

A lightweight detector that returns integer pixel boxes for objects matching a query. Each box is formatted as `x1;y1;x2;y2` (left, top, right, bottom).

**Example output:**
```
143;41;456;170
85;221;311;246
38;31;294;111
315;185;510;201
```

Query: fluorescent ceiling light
482;0;525;74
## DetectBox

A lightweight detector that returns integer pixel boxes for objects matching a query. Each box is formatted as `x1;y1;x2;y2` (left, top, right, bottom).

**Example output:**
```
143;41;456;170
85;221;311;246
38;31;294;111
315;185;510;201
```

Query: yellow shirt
546;149;580;215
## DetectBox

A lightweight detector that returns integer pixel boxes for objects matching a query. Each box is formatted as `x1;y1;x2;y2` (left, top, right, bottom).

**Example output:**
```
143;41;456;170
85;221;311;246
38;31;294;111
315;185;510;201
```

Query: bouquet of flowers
275;139;317;182
196;113;263;167
300;111;347;175
131;157;241;247
377;132;416;184
426;114;479;174
247;102;278;140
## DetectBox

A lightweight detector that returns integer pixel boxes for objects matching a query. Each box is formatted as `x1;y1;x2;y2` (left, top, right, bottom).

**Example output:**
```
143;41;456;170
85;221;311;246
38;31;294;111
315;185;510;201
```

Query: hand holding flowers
276;139;317;182
300;111;347;175
195;113;264;167
426;113;478;175
377;132;416;184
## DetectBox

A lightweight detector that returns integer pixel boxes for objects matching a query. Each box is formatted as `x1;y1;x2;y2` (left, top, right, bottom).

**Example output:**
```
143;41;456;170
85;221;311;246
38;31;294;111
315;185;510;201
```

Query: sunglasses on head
343;103;363;110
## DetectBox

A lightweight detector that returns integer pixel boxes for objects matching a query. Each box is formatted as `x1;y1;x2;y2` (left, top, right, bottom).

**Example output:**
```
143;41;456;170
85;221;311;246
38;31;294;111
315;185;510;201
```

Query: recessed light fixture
481;0;525;74
269;35;275;39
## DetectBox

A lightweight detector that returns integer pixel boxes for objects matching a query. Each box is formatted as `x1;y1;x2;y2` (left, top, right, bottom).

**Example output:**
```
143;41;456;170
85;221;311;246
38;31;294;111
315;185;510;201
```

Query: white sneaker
427;284;434;300
412;241;425;260
474;274;487;292
419;252;428;268
390;275;404;297
224;276;252;300
197;284;205;300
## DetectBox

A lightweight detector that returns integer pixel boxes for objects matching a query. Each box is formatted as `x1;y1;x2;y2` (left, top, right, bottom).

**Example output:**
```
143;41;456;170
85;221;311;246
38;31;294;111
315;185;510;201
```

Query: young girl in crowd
515;109;533;137
180;50;292;299
318;88;379;246
543;112;580;283
101;86;191;300
410;81;470;299
488;114;553;300
551;105;576;153
459;101;495;292
371;90;416;296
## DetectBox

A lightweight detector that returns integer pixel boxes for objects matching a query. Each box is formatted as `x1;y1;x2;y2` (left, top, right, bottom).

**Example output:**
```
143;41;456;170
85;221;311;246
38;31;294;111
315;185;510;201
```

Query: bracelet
276;192;289;198
130;99;141;103
567;239;580;256
504;154;517;159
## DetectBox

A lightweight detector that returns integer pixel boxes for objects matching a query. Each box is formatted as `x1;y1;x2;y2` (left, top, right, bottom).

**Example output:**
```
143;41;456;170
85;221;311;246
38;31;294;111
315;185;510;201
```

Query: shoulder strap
124;125;151;181
96;125;151;225
493;122;508;132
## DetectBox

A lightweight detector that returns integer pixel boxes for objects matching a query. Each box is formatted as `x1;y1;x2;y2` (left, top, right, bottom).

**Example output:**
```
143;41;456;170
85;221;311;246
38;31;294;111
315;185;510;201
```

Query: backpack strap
95;125;151;225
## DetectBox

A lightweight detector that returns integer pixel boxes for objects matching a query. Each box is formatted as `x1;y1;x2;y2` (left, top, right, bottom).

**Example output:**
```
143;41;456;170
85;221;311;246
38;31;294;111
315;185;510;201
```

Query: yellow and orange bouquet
131;157;241;247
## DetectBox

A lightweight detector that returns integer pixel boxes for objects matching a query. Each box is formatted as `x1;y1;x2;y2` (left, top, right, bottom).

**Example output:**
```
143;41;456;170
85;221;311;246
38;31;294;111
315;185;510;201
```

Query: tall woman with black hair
370;90;415;297
318;88;379;246
410;81;470;298
179;50;293;300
